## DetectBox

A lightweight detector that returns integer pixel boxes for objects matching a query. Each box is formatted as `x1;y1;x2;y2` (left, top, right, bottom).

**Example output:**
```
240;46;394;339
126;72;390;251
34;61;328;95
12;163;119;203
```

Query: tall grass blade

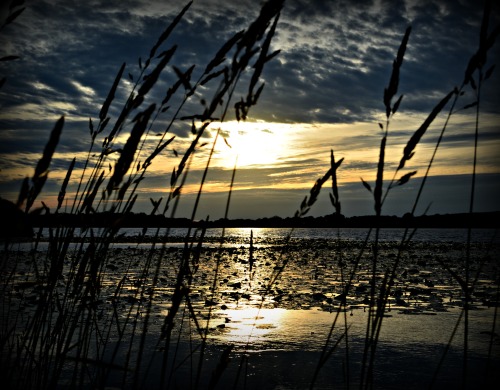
204;30;244;74
138;46;177;99
26;116;64;212
148;1;192;60
16;177;29;208
384;26;411;117
330;150;343;215
106;104;155;194
0;55;20;61
4;6;25;26
361;177;372;193
208;345;234;390
397;90;455;171
56;157;76;212
99;62;125;122
374;136;386;216
142;135;175;169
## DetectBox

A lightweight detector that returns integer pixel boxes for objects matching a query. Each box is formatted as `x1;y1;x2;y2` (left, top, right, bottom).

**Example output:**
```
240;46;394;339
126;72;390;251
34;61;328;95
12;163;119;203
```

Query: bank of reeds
0;0;499;389
1;0;285;388
307;2;499;389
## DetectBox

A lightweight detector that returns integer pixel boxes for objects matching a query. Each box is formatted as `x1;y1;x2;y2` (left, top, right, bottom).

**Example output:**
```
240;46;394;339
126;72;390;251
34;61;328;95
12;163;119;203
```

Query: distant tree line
26;210;500;229
2;197;499;239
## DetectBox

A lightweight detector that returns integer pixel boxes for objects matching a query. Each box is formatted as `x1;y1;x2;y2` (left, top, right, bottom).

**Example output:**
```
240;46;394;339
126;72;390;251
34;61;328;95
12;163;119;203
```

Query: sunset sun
213;121;289;168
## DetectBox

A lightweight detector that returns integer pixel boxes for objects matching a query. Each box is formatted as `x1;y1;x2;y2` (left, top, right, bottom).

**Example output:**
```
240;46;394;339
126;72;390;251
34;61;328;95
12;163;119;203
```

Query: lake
2;227;499;389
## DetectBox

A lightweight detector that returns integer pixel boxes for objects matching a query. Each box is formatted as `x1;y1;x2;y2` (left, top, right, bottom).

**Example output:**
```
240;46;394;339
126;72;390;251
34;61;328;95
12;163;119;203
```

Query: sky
0;0;499;220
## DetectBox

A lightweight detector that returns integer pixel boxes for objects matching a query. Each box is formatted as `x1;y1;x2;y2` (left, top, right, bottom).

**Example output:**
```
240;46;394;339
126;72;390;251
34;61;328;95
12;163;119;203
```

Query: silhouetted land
26;211;500;229
2;197;498;239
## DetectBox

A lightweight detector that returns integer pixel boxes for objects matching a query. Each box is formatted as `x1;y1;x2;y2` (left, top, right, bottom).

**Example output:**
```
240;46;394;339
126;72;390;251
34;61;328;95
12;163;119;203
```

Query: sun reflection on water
206;306;339;352
201;304;499;356
217;307;286;342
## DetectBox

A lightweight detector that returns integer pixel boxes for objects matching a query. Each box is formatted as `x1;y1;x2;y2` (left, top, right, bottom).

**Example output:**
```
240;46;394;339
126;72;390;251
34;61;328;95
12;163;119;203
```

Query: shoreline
21;211;500;230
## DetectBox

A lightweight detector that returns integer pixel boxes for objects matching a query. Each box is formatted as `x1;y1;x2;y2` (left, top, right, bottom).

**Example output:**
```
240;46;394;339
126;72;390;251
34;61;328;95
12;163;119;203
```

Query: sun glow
211;121;290;168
